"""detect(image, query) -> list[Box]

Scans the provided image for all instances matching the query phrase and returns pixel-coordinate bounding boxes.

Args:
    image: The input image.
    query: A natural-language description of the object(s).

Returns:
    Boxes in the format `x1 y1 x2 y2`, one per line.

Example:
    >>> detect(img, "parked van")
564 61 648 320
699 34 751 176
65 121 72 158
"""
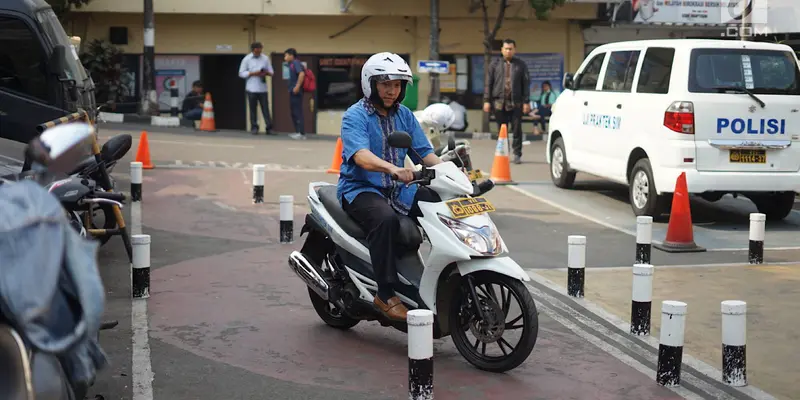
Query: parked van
546 39 800 221
0 0 96 145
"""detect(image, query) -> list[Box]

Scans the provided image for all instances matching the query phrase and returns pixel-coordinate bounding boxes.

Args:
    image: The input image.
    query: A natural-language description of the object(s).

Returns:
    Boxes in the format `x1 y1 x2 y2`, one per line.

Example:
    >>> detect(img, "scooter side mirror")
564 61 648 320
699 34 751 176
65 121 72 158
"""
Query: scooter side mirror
387 131 412 149
447 135 456 152
26 122 94 174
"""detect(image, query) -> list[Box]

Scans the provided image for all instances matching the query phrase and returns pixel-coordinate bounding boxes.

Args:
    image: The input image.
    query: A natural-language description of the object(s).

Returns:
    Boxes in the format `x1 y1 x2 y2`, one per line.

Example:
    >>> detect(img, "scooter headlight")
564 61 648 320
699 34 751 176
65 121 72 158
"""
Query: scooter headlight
438 214 502 256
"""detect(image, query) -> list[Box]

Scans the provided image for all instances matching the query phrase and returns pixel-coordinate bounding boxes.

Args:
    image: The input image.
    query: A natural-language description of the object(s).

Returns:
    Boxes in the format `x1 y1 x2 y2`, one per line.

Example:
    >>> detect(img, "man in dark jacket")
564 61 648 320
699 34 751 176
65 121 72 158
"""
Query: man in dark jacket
483 39 531 164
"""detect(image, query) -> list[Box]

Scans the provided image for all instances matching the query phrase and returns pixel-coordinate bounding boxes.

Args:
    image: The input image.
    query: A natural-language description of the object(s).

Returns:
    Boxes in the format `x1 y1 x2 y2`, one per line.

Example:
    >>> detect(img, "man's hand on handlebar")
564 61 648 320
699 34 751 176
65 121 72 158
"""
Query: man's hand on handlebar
390 166 416 183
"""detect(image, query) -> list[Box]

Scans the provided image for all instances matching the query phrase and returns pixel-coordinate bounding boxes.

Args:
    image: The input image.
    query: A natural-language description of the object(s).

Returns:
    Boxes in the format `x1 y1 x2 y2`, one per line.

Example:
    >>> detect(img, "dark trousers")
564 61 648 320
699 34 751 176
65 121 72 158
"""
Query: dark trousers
342 188 439 298
290 92 304 134
537 105 552 131
494 106 524 157
247 91 272 131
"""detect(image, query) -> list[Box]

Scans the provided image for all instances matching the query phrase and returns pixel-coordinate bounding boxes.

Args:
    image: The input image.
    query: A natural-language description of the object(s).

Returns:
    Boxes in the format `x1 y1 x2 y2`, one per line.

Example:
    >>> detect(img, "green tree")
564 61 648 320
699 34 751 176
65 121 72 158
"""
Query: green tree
471 0 567 131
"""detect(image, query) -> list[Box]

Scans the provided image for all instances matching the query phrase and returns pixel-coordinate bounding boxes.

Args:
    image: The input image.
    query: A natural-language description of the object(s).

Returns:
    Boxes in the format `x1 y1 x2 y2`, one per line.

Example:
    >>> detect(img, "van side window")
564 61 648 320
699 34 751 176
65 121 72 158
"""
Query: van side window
575 53 606 91
637 48 675 94
602 50 640 92
0 16 48 102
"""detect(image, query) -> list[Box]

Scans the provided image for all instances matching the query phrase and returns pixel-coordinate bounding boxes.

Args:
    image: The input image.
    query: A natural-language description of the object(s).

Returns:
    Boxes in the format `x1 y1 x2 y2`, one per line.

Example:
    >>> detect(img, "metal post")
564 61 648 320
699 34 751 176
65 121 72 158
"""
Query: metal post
721 300 747 386
279 195 294 244
567 235 586 297
428 0 440 105
141 0 158 116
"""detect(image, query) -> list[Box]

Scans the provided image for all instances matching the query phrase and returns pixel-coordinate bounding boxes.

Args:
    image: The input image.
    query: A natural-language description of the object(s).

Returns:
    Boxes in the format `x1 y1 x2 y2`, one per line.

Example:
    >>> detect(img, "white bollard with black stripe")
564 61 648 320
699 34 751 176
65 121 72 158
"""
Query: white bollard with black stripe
748 213 765 264
131 234 151 299
252 164 265 204
567 235 586 297
636 216 652 264
656 300 687 386
407 309 434 400
130 161 143 202
170 87 180 116
279 195 294 244
630 263 654 336
721 300 747 387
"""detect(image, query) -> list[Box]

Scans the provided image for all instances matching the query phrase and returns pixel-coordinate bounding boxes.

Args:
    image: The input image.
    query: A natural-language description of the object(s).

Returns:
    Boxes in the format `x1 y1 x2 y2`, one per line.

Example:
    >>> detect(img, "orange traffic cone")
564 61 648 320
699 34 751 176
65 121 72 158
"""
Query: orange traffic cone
198 92 217 132
135 131 154 169
489 124 516 185
653 172 705 253
327 137 343 174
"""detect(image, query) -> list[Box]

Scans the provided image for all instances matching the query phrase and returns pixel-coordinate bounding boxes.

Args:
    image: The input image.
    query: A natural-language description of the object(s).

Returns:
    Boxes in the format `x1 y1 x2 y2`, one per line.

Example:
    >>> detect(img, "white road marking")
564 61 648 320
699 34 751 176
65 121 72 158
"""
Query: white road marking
145 139 255 149
0 154 23 163
526 270 778 400
155 160 327 173
506 185 800 252
130 200 154 400
528 259 800 273
213 201 238 211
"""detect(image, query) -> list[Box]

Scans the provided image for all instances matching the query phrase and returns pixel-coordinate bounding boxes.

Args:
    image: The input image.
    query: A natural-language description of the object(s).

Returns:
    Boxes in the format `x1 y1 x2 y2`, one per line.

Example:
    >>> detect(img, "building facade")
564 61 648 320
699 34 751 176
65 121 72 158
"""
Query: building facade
67 0 598 133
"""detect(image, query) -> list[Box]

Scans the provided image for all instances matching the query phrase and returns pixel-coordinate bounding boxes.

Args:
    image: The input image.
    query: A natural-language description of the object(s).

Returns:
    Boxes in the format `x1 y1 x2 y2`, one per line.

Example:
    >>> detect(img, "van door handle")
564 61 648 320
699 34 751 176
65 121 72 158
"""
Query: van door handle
616 104 622 109
584 101 588 106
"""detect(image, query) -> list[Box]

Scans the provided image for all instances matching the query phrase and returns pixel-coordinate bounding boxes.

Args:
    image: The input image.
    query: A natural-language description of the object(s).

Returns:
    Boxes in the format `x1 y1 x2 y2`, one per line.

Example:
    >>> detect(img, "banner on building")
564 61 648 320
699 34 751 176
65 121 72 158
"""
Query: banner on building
470 53 564 102
609 0 773 27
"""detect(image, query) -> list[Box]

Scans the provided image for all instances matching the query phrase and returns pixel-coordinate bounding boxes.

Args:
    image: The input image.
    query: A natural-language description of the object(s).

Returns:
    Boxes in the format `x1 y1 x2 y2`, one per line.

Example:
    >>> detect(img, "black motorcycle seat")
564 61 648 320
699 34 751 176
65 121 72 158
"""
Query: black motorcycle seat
0 325 32 400
317 185 423 249
69 155 97 175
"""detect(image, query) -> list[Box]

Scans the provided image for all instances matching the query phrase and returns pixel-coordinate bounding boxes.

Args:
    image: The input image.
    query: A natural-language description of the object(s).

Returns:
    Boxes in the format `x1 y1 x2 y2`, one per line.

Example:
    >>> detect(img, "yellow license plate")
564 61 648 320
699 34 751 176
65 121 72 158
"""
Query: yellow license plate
446 197 496 219
729 149 766 164
468 169 483 180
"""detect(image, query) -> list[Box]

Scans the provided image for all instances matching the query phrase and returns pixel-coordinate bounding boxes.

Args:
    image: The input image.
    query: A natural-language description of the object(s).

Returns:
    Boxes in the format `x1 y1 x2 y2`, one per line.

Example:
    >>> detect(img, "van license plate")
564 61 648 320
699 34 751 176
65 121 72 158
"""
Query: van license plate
729 149 766 164
446 197 496 219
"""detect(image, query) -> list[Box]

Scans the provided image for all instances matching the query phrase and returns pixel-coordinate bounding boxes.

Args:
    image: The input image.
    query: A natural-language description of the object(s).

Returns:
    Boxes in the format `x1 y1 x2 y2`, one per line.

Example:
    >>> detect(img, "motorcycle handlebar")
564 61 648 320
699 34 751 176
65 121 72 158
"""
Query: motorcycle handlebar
390 170 424 182
92 191 126 202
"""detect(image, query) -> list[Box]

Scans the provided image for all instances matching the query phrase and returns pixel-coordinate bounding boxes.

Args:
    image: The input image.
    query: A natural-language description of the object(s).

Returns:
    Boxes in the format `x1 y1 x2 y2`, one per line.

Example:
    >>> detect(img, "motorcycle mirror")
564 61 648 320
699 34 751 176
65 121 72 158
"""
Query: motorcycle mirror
387 131 412 149
26 122 94 174
447 135 456 152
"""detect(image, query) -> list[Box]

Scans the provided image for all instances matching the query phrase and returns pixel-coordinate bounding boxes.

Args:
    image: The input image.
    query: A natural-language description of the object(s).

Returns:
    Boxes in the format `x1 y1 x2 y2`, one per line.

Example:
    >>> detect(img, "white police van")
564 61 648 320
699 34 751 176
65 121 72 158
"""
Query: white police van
546 39 800 221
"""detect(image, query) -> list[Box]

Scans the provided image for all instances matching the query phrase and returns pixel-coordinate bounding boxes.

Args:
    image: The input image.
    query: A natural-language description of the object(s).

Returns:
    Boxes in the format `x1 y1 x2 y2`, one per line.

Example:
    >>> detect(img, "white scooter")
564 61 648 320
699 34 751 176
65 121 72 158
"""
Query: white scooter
289 131 538 373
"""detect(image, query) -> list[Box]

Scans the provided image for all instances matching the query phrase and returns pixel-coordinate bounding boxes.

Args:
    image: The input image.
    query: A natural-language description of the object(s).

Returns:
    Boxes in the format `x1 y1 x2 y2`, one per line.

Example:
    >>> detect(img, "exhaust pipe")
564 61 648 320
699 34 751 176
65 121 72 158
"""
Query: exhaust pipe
288 251 330 301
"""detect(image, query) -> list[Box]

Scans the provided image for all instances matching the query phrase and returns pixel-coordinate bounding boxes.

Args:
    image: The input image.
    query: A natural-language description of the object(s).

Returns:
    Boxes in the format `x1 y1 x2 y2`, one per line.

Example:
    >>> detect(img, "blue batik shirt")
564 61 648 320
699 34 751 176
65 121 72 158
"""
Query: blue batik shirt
337 97 434 215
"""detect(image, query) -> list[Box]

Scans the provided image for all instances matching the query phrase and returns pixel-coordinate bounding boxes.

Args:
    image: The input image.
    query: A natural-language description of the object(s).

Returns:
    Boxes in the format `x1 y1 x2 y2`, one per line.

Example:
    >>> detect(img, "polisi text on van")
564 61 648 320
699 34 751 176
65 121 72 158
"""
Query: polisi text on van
716 118 786 135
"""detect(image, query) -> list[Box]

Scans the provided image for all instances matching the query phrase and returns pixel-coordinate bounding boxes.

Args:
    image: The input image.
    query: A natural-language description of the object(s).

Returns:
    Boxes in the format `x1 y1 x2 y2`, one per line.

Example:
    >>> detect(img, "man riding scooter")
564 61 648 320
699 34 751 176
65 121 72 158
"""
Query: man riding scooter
337 52 443 321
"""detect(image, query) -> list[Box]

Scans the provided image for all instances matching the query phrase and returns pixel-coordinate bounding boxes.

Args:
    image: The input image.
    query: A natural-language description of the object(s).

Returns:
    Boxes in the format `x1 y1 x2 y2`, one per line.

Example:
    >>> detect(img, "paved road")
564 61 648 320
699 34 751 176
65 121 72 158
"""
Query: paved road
1 125 791 399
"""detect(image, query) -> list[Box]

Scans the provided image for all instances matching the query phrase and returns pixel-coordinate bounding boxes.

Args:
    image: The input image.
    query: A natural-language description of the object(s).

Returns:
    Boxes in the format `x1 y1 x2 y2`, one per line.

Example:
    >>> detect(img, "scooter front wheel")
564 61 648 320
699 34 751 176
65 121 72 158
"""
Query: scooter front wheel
449 272 539 373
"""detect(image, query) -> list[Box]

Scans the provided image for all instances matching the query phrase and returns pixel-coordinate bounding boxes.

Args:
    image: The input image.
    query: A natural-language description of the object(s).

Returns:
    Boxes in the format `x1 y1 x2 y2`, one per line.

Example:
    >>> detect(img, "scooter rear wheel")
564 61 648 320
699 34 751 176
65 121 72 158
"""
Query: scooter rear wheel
449 272 539 373
307 288 360 330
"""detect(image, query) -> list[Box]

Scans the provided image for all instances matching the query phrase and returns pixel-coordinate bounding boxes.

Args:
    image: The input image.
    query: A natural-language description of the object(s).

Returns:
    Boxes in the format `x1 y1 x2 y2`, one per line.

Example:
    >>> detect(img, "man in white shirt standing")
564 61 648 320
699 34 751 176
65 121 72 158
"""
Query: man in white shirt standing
238 42 274 135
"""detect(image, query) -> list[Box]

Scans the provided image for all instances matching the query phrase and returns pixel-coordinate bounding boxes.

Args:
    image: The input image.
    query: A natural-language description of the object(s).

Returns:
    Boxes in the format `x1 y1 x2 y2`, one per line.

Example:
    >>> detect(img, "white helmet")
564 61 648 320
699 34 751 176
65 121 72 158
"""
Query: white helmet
361 52 413 103
420 103 456 131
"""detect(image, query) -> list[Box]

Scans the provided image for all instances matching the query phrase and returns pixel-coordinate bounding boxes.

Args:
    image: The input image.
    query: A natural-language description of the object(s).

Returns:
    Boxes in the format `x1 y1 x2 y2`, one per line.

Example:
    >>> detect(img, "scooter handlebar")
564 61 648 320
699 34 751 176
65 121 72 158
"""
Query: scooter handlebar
390 170 424 182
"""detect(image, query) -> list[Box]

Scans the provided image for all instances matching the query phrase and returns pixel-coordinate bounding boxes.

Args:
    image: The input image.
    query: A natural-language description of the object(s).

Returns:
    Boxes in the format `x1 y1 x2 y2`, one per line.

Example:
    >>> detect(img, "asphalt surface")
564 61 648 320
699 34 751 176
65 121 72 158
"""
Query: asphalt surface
1 123 794 400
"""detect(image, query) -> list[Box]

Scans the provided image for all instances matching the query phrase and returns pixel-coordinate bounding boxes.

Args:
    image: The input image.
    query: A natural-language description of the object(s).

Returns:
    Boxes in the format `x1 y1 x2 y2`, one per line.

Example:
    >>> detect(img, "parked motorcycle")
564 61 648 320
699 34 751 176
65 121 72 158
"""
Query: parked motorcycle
413 103 493 191
46 175 127 243
289 131 538 373
0 122 109 400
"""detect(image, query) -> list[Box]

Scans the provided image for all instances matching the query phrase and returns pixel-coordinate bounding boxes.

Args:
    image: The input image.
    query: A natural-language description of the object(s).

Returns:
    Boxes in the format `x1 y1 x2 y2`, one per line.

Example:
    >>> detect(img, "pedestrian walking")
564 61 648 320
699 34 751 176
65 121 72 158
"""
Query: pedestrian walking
285 48 307 140
483 38 530 164
239 42 274 135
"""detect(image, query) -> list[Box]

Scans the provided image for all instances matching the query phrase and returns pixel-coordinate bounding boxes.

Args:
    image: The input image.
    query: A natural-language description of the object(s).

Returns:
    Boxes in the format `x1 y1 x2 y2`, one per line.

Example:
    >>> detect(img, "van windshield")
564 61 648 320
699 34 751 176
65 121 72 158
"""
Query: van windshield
689 48 800 95
35 8 89 87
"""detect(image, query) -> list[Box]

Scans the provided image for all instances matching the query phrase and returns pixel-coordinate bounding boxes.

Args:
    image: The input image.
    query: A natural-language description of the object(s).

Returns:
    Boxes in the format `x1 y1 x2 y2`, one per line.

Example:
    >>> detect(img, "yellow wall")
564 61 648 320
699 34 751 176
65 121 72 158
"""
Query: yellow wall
70 12 588 134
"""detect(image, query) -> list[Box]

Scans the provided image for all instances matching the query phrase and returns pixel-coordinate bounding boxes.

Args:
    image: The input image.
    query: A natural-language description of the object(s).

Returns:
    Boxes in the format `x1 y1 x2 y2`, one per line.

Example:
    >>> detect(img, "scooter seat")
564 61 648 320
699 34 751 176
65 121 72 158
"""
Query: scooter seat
0 325 33 400
318 186 367 239
317 186 423 249
69 155 97 175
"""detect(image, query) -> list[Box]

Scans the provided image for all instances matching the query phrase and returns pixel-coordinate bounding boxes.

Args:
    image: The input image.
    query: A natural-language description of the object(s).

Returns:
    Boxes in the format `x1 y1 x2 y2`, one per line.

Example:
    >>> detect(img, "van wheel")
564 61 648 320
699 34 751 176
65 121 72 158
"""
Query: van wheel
629 159 670 217
550 137 576 189
750 192 795 221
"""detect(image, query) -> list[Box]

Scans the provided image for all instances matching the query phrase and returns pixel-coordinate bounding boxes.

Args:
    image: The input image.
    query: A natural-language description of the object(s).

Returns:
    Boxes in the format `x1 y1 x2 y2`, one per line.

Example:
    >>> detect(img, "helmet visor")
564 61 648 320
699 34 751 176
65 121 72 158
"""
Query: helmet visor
373 74 413 85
